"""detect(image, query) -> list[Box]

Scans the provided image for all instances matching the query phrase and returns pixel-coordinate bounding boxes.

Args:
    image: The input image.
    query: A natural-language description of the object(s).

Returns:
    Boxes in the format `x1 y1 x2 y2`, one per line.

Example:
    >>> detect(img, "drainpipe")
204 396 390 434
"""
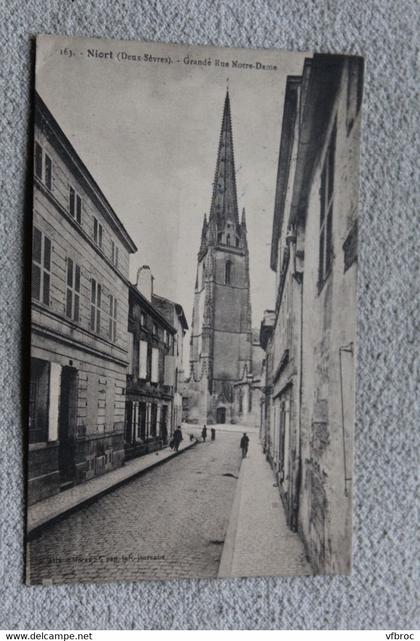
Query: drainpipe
339 343 354 497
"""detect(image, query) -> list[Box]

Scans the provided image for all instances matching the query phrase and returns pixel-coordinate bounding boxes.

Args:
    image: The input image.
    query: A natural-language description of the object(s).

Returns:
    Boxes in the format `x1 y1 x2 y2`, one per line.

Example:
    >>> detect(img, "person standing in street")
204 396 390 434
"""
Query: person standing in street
201 425 207 442
211 427 216 440
240 432 249 458
173 425 183 452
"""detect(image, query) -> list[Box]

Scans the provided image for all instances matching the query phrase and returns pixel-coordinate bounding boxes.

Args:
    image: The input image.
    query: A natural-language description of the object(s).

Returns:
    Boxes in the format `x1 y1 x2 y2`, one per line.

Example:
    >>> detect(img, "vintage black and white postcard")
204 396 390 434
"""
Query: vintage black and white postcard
26 34 363 584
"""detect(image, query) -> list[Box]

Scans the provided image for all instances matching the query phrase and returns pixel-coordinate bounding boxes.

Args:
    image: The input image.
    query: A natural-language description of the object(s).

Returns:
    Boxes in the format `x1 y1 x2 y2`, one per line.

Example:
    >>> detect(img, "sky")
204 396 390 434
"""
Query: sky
36 36 308 371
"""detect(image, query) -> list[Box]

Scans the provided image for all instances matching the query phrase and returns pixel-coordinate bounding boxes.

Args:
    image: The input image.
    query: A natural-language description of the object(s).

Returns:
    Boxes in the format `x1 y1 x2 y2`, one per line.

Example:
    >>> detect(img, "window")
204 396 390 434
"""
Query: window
90 278 102 333
319 124 336 288
248 388 253 412
69 186 82 224
108 294 117 342
147 343 152 380
29 358 50 443
35 142 42 180
140 312 146 326
65 258 80 321
225 260 232 285
34 142 52 190
163 329 167 344
152 322 158 336
226 234 231 246
111 240 119 267
93 217 103 248
32 227 51 305
217 232 223 243
150 404 157 438
138 402 147 440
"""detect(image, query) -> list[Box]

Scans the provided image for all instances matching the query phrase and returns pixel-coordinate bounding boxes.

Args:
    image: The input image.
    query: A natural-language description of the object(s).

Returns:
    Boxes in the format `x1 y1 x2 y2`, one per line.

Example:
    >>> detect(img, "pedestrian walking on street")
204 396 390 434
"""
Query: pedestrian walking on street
173 426 183 452
240 432 249 458
201 425 207 442
211 427 216 441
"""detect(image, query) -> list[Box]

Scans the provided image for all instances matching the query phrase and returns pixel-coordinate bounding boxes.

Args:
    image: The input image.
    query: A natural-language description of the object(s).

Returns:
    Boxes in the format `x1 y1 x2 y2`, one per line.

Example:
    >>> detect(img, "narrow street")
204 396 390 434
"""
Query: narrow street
28 425 311 584
28 428 242 584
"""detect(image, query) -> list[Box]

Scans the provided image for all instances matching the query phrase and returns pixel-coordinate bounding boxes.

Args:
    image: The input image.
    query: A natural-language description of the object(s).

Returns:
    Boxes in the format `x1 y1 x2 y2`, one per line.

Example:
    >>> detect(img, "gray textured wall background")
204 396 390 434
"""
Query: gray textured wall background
0 0 418 630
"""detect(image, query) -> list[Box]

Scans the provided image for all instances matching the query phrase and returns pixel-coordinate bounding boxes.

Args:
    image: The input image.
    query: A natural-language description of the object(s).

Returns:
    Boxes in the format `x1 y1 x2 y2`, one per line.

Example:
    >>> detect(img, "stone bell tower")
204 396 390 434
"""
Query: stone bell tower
189 90 252 424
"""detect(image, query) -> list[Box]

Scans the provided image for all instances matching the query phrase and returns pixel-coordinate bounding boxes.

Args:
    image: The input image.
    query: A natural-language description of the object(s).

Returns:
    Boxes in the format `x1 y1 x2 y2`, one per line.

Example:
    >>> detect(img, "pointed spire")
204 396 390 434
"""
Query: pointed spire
199 213 208 253
241 207 247 227
201 212 208 237
209 90 239 227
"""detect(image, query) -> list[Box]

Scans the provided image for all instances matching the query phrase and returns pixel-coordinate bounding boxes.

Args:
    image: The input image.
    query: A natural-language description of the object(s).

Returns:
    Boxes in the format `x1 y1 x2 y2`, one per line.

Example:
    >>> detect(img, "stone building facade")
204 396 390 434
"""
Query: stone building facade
29 93 137 505
233 329 265 427
151 293 188 432
261 54 363 573
188 91 253 424
124 282 177 460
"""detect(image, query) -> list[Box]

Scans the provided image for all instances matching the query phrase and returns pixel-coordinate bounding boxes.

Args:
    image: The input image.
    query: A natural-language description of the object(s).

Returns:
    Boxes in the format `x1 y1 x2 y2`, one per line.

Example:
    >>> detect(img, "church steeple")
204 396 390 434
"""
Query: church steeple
189 89 253 423
209 90 239 227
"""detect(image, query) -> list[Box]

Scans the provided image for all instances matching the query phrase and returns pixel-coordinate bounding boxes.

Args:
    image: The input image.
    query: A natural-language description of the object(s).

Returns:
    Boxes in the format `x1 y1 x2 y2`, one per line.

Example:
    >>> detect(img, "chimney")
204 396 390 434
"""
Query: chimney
136 265 153 302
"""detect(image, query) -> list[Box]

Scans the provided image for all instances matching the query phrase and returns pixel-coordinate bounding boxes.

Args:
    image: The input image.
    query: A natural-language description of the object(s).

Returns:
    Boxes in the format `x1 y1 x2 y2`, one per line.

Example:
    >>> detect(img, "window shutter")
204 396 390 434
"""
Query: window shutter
139 340 148 379
151 347 159 383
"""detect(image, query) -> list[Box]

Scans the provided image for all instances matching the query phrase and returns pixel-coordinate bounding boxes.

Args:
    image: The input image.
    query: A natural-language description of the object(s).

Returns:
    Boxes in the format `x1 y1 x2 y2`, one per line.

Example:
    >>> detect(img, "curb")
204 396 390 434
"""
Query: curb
217 456 246 578
27 440 198 540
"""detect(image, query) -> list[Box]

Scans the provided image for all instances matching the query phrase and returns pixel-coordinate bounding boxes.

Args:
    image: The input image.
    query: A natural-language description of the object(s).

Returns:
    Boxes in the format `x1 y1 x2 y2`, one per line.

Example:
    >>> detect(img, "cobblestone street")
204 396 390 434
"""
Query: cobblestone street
28 430 242 585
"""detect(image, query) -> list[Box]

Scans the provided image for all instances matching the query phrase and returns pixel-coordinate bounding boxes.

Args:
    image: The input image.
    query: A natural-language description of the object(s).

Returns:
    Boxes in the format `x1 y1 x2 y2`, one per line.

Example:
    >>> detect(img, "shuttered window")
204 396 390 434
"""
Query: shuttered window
108 294 117 342
151 347 159 383
138 339 148 379
69 186 82 224
32 227 51 306
65 258 80 321
93 217 103 248
34 142 52 190
90 278 102 333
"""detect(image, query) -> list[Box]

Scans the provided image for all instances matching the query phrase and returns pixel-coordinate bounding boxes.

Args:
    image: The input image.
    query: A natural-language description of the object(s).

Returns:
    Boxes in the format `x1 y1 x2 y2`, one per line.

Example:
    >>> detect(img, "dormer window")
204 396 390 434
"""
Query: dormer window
226 234 231 246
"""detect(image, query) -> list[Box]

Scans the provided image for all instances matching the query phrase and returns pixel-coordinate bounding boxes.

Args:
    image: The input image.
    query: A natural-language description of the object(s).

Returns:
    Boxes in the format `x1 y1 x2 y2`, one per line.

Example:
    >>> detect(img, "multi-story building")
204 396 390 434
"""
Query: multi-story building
29 93 137 504
233 329 265 427
124 270 177 460
262 54 363 573
151 293 188 432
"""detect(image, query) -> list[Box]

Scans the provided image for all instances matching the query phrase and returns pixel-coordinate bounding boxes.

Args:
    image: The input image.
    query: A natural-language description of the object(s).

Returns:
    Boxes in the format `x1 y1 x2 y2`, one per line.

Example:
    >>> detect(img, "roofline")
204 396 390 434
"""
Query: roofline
270 54 349 270
152 293 189 331
289 54 347 227
270 74 302 271
129 285 176 334
35 92 138 254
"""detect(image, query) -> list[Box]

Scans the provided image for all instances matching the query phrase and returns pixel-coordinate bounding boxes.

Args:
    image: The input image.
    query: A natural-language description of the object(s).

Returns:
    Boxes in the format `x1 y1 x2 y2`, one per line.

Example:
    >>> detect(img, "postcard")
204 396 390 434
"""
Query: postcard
26 34 363 584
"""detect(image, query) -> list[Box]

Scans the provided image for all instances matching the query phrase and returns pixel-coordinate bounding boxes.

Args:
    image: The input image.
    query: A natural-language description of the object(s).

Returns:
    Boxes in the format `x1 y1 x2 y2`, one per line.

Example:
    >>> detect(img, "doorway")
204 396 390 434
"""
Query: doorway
216 407 226 424
161 404 168 443
58 366 78 488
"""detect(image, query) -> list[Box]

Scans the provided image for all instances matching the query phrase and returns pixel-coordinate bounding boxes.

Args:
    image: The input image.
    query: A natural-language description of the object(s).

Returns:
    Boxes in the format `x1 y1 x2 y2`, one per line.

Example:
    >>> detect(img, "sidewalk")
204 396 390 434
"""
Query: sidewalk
218 438 312 578
27 439 196 537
